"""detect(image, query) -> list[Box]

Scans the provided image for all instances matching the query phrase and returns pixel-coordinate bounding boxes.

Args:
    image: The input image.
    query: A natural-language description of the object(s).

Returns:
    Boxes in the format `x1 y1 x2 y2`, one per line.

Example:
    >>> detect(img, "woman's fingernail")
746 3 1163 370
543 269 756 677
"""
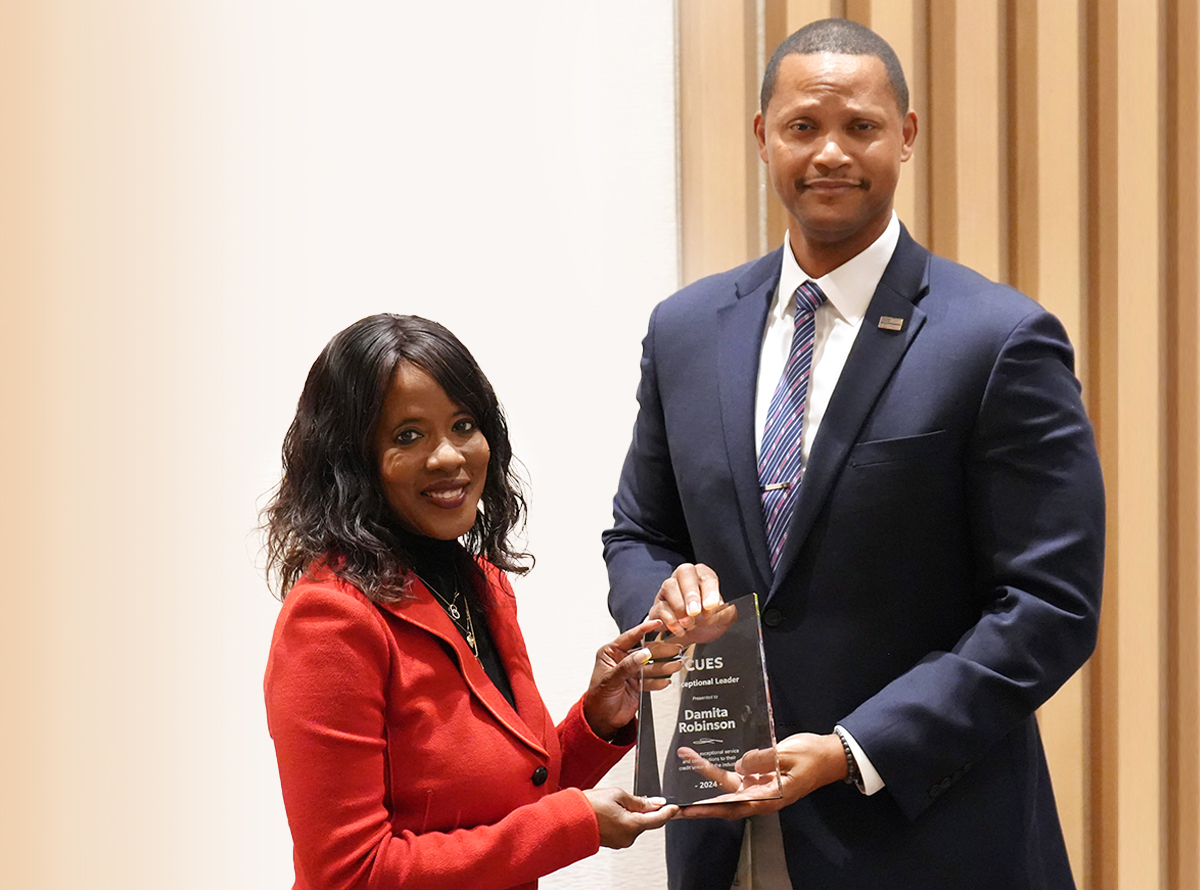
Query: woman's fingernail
634 648 652 664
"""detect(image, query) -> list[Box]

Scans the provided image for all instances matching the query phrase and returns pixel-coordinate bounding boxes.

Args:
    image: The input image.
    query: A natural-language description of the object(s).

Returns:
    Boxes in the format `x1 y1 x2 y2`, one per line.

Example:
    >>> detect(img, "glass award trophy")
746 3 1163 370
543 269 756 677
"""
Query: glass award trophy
634 593 781 805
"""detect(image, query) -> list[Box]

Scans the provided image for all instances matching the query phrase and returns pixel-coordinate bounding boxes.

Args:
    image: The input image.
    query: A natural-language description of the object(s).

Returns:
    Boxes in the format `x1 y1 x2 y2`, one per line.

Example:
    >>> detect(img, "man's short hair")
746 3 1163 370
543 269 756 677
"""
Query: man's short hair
760 18 909 116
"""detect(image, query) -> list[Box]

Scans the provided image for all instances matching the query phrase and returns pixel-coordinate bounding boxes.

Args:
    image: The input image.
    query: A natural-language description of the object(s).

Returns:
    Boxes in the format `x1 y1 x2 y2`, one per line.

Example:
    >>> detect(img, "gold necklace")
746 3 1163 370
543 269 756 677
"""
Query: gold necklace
417 571 479 658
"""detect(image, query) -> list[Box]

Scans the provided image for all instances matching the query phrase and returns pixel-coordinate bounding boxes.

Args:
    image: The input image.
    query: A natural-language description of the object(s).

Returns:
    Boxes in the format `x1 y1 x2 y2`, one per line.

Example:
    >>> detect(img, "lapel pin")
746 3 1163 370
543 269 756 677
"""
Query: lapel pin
878 316 905 332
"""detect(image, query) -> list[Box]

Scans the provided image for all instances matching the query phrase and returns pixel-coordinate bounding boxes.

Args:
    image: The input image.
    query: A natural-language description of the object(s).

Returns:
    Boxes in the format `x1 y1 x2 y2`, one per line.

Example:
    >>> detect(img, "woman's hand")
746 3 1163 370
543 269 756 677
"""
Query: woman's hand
583 618 681 740
583 788 679 848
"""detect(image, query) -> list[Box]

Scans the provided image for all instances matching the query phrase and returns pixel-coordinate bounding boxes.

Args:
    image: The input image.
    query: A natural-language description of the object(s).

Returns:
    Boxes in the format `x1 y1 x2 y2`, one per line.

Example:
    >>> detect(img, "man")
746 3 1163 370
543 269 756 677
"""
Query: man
604 18 1103 890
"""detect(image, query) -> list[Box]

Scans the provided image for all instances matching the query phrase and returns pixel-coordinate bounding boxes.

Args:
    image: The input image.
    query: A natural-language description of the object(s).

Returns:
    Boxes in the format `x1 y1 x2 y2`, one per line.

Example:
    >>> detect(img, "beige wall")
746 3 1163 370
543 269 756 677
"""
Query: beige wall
677 2 1200 888
0 3 678 889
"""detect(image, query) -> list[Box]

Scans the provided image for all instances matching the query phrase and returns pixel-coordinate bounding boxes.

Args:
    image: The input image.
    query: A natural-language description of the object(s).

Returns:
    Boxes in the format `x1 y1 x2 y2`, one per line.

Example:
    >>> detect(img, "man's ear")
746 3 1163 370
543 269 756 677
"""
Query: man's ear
753 112 769 163
901 109 918 162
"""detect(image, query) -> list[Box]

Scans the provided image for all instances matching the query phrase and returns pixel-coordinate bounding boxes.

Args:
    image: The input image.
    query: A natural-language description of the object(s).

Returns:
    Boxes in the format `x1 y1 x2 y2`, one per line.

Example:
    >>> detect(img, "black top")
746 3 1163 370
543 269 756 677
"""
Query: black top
396 528 517 711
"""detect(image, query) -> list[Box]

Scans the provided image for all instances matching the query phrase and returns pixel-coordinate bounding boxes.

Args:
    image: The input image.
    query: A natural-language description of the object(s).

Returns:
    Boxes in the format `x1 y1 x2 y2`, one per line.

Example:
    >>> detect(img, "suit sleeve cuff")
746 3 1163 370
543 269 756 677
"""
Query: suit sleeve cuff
834 724 885 795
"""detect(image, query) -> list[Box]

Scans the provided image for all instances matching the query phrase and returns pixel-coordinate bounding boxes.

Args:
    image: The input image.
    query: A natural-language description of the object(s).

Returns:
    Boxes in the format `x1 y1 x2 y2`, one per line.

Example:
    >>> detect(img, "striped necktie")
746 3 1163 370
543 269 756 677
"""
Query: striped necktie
759 280 826 567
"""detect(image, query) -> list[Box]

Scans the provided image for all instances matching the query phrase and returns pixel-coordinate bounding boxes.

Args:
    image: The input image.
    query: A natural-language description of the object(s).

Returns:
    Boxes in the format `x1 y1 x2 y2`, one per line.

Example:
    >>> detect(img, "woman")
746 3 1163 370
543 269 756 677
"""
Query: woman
263 314 677 890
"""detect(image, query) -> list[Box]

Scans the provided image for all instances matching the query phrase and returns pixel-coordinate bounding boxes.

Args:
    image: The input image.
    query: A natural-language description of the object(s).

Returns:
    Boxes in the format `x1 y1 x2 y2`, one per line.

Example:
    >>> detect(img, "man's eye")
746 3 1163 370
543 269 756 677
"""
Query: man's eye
793 122 812 131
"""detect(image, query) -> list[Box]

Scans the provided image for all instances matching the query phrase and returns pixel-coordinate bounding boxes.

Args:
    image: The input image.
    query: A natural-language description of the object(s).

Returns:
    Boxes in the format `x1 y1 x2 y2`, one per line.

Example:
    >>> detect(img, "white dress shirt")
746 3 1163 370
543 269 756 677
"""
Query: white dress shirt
754 212 900 473
735 216 901 890
752 212 900 797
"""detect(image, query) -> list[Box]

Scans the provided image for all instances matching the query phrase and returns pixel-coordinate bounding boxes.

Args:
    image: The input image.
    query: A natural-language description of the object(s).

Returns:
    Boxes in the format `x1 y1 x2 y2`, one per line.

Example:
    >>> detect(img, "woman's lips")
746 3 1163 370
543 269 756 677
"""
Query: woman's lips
421 481 470 509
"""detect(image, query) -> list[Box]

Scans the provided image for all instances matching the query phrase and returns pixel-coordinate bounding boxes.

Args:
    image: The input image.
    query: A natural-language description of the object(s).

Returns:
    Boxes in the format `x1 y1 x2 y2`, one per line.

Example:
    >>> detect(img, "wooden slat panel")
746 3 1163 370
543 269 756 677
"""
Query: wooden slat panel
1169 1 1200 887
1007 0 1039 300
1113 0 1166 884
1012 3 1092 881
1089 0 1168 887
862 0 930 246
1033 0 1087 370
952 0 1007 280
927 0 958 258
928 0 1008 275
787 0 845 30
1087 1 1121 886
679 0 760 283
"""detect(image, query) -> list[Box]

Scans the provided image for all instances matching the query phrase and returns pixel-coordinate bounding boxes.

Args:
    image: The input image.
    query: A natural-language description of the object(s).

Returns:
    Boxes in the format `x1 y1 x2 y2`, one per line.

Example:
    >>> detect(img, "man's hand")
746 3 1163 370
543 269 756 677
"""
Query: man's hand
648 563 735 645
675 732 848 820
675 746 783 804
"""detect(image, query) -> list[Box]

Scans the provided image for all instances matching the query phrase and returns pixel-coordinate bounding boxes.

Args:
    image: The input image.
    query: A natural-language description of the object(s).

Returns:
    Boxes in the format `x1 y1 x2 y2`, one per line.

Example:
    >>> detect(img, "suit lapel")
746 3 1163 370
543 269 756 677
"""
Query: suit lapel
717 249 784 595
380 574 549 758
769 229 932 596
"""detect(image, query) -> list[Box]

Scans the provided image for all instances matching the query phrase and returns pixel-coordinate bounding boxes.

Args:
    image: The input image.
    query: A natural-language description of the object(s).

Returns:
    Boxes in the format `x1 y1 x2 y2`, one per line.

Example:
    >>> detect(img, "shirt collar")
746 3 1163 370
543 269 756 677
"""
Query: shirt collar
776 212 901 323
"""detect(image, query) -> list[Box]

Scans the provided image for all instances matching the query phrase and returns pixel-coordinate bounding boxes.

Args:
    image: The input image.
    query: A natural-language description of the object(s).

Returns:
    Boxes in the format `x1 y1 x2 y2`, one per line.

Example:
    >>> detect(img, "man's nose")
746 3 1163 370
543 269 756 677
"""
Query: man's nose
813 135 850 169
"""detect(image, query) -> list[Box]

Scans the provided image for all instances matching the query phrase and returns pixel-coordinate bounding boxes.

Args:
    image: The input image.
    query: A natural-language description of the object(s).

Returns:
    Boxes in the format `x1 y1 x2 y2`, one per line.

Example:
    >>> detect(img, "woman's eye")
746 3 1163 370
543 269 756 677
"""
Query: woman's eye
453 418 478 435
395 429 422 445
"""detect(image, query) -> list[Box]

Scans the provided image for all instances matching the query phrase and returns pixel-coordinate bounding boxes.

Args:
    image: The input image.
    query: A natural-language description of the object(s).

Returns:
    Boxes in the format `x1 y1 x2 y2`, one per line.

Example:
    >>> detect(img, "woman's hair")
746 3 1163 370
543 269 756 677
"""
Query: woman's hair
262 313 531 601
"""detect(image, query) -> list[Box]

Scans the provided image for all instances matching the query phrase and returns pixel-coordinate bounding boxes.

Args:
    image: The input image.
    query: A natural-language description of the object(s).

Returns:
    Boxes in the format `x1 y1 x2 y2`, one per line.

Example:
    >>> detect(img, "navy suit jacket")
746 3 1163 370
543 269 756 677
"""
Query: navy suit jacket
604 228 1104 889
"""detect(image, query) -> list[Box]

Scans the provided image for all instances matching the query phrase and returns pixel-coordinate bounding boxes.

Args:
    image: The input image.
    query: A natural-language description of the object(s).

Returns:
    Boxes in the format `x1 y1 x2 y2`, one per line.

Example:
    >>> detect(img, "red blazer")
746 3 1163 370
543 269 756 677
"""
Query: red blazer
265 561 631 890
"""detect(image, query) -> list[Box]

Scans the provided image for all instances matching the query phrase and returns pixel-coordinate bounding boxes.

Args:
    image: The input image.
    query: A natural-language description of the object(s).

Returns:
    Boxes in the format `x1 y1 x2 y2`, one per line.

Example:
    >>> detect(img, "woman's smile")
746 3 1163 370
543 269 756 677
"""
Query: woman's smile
422 479 471 508
374 362 490 540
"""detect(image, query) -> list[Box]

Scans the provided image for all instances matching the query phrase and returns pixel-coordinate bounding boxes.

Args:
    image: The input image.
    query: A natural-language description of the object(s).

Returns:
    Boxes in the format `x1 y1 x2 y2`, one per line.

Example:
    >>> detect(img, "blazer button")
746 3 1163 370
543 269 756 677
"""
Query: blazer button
762 608 783 628
531 766 549 786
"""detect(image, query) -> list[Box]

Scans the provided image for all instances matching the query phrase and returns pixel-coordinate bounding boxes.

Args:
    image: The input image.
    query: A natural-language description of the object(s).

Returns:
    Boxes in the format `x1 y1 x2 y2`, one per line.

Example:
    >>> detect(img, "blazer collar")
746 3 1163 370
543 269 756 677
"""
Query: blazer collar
378 570 550 757
768 226 932 596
